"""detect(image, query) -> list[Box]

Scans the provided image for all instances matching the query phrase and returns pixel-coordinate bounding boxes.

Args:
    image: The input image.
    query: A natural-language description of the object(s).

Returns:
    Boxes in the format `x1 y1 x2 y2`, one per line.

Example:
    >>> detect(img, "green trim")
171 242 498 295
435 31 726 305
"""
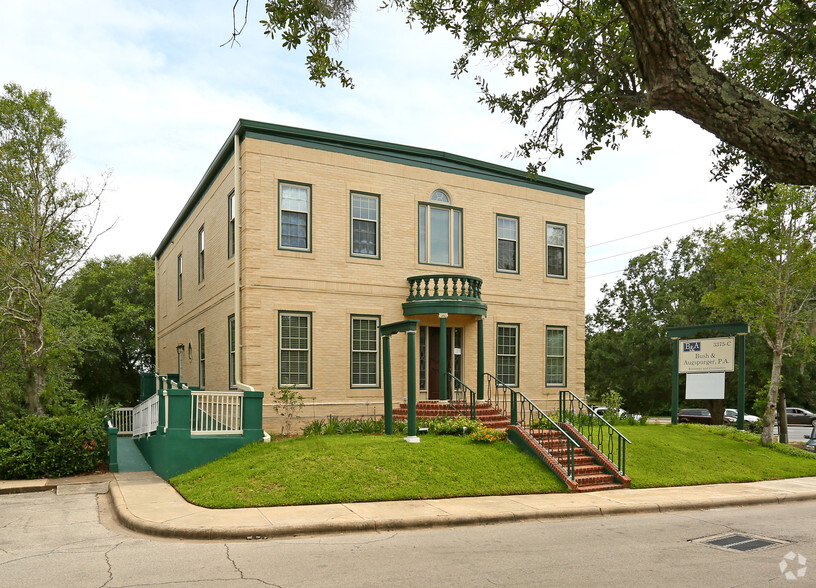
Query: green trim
379 320 419 337
496 323 520 388
402 299 487 317
417 201 464 268
349 191 381 260
350 314 381 389
154 120 592 260
496 214 520 274
227 314 236 390
278 180 312 253
278 310 313 389
545 222 568 280
545 325 567 387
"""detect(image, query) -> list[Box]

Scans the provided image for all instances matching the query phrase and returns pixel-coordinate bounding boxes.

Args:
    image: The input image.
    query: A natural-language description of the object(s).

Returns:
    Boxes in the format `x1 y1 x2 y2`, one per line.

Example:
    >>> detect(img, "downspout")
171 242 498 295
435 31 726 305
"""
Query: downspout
233 133 256 393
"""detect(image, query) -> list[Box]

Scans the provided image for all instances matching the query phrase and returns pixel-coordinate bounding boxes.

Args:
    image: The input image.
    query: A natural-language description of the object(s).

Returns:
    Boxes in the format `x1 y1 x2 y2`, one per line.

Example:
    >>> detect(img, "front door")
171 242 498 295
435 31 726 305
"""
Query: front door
421 326 462 400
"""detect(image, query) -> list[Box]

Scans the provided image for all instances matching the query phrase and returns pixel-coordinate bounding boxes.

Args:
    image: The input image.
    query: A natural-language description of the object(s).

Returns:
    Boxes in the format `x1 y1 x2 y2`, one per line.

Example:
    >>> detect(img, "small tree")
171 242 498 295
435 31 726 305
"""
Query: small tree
704 186 816 444
270 386 304 436
0 83 108 415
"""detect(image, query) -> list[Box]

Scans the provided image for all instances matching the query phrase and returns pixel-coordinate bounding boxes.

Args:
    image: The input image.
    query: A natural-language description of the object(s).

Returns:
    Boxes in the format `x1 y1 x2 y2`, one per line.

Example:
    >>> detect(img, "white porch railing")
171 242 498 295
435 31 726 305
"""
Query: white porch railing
111 408 134 435
133 393 160 437
191 391 244 435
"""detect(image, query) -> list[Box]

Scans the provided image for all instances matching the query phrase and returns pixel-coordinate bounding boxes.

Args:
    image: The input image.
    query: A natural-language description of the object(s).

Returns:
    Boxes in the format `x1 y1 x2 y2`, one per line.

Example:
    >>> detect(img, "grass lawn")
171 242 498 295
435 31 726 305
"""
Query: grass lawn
171 434 567 508
170 425 816 509
619 424 816 488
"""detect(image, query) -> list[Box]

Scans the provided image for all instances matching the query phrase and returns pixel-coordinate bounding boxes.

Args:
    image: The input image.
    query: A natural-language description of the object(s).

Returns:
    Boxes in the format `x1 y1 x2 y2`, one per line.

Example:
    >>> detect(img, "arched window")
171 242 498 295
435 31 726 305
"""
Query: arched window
430 189 450 204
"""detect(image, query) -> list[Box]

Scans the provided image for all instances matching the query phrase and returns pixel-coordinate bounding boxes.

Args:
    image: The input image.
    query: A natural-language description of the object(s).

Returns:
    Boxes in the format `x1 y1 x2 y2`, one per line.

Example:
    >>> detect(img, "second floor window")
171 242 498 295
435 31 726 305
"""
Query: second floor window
198 225 205 283
280 182 310 251
546 223 567 278
418 191 461 266
497 215 519 273
351 193 378 257
227 191 235 258
177 254 183 300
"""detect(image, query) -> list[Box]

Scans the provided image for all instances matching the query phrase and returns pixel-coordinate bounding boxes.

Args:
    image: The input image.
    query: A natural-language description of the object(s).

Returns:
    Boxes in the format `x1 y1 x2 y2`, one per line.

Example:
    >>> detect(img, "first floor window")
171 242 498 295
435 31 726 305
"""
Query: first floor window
351 316 379 386
351 193 378 257
177 345 184 379
546 223 567 278
198 329 206 389
280 312 311 387
228 315 236 388
497 215 518 272
496 324 519 387
280 182 310 250
546 326 566 386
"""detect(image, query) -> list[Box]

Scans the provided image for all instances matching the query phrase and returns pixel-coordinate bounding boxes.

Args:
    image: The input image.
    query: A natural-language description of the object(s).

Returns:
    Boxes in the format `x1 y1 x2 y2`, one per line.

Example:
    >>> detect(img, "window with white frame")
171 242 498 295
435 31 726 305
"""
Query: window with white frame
351 193 378 257
418 190 461 266
198 225 205 283
546 223 567 278
198 328 206 389
496 324 519 387
228 315 236 389
279 312 311 387
497 215 519 273
227 191 235 259
279 182 310 251
546 326 566 386
351 316 379 386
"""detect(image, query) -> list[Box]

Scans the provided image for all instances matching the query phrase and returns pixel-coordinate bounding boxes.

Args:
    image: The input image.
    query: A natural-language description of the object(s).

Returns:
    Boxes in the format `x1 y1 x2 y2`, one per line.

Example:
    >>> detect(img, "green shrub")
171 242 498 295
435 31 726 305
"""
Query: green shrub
0 413 108 479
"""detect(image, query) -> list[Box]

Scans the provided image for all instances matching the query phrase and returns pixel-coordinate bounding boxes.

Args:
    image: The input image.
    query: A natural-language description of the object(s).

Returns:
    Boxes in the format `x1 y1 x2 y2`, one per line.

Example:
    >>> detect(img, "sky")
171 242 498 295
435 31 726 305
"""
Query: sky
1 1 735 312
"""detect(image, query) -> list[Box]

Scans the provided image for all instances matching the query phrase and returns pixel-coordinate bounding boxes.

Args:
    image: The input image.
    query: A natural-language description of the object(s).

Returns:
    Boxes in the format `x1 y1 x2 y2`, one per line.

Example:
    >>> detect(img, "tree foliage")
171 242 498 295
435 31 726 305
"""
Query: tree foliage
252 0 816 190
704 185 816 443
0 82 108 415
63 254 155 405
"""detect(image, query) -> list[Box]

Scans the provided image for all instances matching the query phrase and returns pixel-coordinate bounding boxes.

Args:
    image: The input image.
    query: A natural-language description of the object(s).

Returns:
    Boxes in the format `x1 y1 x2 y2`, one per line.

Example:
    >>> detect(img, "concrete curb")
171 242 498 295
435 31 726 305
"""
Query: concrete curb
104 476 816 541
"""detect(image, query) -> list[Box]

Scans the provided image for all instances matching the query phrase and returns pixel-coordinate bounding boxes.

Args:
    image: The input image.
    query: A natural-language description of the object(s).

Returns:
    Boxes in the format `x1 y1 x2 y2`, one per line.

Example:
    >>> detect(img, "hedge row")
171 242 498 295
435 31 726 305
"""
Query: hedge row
0 414 108 479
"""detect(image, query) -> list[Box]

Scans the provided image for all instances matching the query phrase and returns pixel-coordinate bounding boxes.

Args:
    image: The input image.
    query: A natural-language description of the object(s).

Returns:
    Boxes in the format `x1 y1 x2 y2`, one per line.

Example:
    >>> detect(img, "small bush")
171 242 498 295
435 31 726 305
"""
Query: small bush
0 413 107 479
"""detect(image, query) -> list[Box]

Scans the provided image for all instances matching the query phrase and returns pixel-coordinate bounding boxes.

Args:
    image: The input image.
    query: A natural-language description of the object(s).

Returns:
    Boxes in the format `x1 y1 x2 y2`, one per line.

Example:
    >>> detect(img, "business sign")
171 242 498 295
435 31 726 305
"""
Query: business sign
678 337 735 373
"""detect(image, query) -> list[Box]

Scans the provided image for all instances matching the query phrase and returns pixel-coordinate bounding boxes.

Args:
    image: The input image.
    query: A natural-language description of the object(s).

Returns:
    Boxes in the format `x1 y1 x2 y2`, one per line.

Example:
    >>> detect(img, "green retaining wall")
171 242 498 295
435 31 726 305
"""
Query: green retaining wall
131 383 265 480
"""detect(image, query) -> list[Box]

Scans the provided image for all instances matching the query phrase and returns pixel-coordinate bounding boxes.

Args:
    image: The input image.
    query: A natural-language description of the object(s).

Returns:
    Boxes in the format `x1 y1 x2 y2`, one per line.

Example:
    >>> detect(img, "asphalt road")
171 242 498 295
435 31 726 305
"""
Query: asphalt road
1 484 814 587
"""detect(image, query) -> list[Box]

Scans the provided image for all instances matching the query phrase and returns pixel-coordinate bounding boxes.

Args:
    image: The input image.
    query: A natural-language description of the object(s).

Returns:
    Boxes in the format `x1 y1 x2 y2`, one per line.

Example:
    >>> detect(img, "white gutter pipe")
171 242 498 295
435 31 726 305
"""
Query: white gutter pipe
233 133 255 393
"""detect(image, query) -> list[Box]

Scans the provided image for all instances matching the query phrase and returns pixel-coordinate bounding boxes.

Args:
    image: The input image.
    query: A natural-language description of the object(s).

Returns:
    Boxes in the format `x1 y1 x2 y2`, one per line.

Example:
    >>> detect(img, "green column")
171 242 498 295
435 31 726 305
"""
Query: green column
382 335 393 435
439 314 447 401
737 333 746 431
406 329 418 441
671 338 679 425
477 317 484 401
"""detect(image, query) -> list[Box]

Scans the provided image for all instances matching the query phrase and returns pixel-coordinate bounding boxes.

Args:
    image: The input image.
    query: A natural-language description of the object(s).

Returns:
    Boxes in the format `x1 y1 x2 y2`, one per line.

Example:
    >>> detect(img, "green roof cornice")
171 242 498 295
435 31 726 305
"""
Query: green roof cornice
154 119 593 259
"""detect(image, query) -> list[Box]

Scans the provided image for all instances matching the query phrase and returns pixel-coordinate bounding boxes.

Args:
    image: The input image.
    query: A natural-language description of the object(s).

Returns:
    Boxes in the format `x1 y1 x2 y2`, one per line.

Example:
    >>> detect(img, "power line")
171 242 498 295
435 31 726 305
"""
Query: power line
587 207 737 249
587 245 654 264
587 268 627 280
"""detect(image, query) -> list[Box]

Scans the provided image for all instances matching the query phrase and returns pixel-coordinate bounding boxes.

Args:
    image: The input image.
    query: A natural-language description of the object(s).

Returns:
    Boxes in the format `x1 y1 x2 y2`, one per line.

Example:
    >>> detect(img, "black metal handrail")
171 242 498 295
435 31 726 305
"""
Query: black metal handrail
559 390 631 475
447 373 476 419
483 373 513 419
513 387 579 480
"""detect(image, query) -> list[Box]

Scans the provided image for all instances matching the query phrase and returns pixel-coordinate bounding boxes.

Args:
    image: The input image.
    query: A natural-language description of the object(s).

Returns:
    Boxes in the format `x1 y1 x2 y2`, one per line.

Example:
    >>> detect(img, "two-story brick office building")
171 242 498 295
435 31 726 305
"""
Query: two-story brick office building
154 120 592 432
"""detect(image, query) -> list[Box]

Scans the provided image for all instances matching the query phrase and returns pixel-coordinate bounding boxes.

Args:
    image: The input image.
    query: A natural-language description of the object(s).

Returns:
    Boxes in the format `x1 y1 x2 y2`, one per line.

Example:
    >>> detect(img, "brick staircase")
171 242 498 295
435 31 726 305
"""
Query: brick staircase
532 429 626 492
392 400 511 429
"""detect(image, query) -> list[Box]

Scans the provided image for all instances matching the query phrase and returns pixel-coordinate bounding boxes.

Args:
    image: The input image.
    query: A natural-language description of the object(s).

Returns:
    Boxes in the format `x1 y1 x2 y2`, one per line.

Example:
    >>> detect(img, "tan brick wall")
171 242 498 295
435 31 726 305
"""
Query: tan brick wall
156 134 586 432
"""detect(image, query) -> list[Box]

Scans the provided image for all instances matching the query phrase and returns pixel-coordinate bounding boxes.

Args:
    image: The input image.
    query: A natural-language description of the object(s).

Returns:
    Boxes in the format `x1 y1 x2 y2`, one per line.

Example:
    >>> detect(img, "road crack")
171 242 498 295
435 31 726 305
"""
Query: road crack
225 544 280 587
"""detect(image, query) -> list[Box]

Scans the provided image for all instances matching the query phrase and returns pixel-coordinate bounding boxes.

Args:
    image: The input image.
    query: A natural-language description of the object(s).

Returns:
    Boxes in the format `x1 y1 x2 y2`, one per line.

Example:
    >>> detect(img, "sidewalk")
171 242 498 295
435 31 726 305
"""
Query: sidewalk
5 472 816 540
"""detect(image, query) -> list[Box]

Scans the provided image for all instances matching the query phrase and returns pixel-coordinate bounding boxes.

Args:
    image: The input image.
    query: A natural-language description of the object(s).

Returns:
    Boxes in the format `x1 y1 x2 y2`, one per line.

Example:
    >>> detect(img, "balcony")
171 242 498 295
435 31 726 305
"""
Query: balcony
402 274 487 317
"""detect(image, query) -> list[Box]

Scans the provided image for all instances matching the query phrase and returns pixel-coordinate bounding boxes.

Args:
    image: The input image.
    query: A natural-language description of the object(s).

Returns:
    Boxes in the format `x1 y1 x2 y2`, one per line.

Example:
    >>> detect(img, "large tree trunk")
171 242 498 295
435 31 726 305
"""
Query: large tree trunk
21 321 46 417
618 0 816 185
761 348 784 445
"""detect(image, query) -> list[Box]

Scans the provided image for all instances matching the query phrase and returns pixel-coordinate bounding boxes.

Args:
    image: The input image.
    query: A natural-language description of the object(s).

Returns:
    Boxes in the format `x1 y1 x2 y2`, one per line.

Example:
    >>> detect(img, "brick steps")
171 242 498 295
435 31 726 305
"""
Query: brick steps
392 401 511 430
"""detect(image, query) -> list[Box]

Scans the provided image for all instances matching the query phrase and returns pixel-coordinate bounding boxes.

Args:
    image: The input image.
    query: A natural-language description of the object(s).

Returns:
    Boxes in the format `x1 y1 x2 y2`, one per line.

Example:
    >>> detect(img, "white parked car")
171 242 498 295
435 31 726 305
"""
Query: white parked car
592 406 642 421
725 408 759 423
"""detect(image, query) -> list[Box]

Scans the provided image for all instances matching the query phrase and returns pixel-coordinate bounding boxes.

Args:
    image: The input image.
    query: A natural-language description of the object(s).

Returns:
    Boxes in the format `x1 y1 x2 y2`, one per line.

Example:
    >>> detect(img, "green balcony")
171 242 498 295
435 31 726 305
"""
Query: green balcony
402 274 487 317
